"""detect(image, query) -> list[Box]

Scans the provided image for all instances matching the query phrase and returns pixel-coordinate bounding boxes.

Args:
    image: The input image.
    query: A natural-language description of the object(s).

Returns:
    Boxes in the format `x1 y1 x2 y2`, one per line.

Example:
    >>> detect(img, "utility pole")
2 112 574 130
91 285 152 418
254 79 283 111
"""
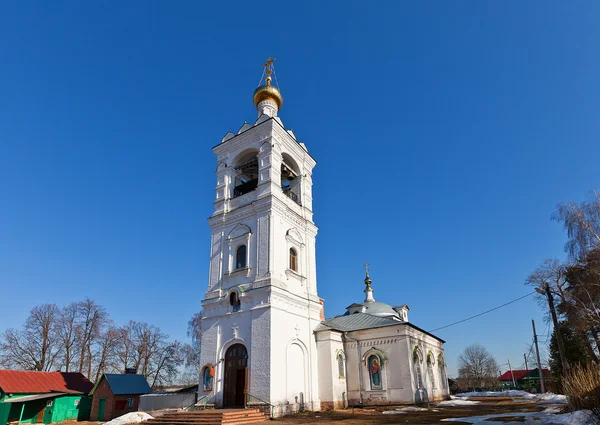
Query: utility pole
532 319 545 393
508 359 516 388
524 353 529 372
536 283 569 372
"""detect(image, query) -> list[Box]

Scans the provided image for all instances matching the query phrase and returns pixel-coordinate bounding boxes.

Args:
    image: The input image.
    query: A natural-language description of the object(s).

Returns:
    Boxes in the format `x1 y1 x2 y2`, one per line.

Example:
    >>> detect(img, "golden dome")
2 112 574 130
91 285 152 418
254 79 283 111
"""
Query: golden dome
253 76 283 110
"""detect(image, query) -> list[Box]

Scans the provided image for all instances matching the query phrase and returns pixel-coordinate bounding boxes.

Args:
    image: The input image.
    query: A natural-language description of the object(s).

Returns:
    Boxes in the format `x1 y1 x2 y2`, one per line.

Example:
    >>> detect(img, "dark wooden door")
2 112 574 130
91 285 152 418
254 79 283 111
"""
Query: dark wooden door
223 344 248 408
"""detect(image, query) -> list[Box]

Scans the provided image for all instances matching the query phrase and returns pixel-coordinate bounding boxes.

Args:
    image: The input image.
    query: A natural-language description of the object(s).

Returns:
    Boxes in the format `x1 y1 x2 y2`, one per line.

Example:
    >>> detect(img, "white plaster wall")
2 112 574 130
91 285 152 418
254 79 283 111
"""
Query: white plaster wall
270 288 322 416
315 330 346 409
334 324 448 406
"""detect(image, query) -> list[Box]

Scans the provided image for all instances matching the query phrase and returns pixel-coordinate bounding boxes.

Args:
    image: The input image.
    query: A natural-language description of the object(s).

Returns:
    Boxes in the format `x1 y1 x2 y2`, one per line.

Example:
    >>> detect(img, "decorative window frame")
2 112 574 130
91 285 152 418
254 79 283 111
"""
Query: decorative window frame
413 346 424 389
227 224 252 277
201 364 215 393
362 347 387 391
335 349 346 379
427 350 436 389
285 228 306 282
438 353 448 390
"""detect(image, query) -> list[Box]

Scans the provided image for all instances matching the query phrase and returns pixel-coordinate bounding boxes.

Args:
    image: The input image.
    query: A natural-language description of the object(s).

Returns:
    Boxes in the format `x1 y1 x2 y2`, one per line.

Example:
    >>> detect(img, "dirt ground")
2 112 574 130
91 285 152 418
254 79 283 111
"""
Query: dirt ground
272 397 557 424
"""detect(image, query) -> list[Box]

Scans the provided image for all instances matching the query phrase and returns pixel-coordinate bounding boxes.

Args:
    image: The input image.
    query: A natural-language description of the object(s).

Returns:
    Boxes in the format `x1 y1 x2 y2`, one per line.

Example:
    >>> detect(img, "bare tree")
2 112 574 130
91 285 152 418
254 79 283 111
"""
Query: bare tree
115 322 136 373
56 302 80 372
553 190 600 260
0 304 60 371
93 326 121 383
76 299 108 377
183 312 202 378
457 344 499 389
0 299 186 385
148 341 184 388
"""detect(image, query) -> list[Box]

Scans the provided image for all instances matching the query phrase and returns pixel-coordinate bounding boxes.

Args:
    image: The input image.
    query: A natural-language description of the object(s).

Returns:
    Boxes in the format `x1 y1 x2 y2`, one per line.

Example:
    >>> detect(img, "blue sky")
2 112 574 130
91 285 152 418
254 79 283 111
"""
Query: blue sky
1 2 599 377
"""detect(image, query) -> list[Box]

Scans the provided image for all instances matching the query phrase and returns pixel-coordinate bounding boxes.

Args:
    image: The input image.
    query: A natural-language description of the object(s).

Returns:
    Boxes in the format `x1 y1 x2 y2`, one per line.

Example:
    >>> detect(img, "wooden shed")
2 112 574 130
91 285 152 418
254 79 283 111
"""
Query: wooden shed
0 370 93 425
90 374 151 421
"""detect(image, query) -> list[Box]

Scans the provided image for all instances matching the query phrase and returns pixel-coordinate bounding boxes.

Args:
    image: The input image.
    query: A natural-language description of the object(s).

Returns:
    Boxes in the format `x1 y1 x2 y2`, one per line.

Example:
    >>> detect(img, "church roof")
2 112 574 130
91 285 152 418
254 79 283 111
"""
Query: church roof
316 313 401 332
345 301 401 318
315 315 446 343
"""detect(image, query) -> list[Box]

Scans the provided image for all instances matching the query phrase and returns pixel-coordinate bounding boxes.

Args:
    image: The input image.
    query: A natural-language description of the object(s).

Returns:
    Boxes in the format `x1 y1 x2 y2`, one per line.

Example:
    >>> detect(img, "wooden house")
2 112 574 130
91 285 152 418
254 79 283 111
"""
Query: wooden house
0 370 93 424
90 374 151 421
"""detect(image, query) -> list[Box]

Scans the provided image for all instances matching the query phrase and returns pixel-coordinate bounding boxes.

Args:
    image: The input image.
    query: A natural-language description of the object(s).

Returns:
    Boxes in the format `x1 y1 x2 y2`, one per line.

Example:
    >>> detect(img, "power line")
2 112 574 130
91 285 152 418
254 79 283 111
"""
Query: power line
429 291 536 332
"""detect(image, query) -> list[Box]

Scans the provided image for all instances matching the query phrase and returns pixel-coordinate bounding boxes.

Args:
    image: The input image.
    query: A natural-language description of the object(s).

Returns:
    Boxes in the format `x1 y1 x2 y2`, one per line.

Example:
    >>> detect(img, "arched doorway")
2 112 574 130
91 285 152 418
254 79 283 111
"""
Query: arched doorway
223 344 248 408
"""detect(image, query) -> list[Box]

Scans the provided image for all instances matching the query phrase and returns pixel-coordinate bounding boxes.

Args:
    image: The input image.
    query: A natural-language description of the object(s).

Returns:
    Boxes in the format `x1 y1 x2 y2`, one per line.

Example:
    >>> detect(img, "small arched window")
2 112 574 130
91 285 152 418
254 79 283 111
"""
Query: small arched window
337 353 345 378
414 347 424 388
289 248 298 272
438 355 448 390
236 245 247 269
229 292 241 312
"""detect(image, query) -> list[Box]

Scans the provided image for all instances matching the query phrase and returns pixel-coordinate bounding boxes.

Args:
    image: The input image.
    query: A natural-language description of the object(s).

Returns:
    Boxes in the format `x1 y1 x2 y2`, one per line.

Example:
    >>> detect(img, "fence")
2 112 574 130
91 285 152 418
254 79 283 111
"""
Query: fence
139 392 197 411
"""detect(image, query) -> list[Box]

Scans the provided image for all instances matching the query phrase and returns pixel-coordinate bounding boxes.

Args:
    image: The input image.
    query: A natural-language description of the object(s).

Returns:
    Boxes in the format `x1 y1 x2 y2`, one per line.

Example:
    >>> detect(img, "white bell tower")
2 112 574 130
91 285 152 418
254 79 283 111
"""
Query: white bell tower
199 58 322 415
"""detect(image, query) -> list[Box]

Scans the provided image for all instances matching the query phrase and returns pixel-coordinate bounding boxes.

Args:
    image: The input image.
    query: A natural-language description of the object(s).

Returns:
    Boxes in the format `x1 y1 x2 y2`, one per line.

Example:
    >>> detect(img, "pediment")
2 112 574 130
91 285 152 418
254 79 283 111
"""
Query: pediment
286 228 304 245
228 223 252 240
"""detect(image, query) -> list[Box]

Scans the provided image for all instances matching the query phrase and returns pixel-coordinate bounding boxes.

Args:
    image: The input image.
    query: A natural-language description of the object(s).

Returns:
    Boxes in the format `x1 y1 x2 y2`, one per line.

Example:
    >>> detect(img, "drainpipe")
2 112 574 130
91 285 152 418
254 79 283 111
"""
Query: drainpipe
343 332 363 405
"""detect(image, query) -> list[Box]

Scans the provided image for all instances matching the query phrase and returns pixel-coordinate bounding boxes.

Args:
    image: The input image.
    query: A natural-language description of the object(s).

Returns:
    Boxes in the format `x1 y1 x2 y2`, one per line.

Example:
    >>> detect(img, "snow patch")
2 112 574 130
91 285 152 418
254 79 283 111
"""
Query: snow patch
454 391 567 404
536 393 567 404
441 409 597 425
456 390 536 399
103 412 153 425
437 399 481 406
383 406 431 414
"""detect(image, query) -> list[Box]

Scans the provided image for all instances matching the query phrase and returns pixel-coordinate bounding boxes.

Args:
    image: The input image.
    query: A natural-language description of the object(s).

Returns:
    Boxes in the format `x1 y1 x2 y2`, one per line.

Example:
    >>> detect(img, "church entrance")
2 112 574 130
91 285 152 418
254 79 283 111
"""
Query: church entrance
223 344 248 408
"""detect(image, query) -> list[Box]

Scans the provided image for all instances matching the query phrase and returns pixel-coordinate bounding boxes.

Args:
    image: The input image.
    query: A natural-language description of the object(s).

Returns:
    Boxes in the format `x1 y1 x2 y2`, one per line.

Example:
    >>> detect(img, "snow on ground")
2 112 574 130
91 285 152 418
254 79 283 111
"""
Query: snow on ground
454 390 567 404
103 412 154 425
441 409 597 425
536 393 568 404
437 399 481 406
456 390 536 399
383 406 435 414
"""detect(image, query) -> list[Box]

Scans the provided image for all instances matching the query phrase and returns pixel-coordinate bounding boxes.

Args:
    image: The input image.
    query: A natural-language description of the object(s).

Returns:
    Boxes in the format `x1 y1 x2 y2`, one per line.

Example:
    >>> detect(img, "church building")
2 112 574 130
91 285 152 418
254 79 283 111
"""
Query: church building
198 59 449 417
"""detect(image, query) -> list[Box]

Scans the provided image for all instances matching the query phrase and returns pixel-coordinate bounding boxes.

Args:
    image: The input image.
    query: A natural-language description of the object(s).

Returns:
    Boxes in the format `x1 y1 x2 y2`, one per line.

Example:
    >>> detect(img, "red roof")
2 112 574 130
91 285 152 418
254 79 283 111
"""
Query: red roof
0 370 93 395
498 369 550 381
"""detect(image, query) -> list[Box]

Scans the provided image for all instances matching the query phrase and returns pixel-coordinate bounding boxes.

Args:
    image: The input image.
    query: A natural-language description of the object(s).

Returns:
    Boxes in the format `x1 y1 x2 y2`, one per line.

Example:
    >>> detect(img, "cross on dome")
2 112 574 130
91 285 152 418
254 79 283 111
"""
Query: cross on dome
253 57 283 116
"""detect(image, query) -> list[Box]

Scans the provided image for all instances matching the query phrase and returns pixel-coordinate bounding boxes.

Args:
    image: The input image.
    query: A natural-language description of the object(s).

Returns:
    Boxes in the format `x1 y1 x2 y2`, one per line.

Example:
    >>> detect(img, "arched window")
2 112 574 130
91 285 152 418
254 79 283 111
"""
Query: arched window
229 292 241 312
428 362 436 389
289 248 298 272
337 353 345 378
438 354 448 390
427 351 436 389
236 245 247 269
368 355 382 390
414 347 424 388
233 152 258 198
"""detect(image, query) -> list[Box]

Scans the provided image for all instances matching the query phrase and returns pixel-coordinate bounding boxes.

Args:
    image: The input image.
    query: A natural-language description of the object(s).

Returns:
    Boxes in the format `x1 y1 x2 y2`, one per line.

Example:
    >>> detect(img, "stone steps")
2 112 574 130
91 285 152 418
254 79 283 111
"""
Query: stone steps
144 409 268 425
